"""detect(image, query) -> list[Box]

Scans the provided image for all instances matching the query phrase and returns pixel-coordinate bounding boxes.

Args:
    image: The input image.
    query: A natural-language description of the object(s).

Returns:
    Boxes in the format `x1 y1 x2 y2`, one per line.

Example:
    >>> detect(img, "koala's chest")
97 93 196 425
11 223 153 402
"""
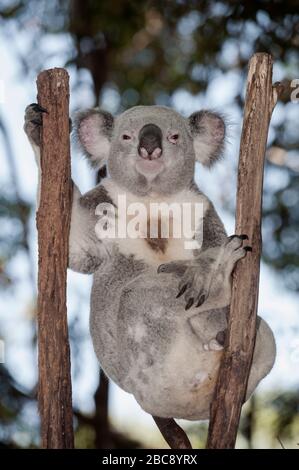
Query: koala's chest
117 215 194 266
103 186 208 267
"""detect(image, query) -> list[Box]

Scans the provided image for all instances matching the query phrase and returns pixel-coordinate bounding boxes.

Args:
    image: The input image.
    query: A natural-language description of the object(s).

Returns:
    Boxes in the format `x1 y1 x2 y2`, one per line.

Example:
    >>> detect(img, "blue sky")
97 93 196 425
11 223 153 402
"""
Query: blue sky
0 29 298 442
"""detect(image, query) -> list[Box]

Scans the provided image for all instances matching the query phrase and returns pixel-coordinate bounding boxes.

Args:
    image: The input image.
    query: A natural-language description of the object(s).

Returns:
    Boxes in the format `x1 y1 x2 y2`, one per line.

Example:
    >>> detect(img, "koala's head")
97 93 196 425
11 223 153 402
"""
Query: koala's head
74 105 225 196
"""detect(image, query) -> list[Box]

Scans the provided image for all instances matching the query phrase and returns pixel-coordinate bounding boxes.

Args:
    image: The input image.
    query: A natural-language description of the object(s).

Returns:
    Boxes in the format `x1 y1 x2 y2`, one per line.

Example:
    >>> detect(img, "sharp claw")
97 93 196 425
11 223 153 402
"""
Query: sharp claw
185 298 194 310
196 294 206 307
31 103 48 113
228 234 248 241
244 246 252 252
176 284 187 298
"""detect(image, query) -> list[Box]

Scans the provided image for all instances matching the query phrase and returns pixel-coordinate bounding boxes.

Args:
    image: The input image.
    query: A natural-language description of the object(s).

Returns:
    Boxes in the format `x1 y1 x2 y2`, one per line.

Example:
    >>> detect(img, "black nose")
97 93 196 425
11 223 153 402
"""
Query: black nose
138 123 162 159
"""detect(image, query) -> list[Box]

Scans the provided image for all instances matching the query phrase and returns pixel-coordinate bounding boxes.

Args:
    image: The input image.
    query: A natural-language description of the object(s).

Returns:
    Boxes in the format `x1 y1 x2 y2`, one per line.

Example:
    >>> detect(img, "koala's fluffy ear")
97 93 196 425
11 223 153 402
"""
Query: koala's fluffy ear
188 110 226 167
73 108 114 168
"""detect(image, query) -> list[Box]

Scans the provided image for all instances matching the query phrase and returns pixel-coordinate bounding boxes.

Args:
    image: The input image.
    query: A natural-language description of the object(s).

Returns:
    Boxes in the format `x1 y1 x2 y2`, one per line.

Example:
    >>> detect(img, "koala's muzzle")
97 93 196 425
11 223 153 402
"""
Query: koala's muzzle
138 124 162 160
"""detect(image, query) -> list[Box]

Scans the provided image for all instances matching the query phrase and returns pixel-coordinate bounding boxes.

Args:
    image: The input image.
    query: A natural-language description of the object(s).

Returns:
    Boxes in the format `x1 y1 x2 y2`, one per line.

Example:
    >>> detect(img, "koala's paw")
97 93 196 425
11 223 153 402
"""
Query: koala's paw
23 103 48 146
157 260 210 310
222 234 252 269
158 234 252 311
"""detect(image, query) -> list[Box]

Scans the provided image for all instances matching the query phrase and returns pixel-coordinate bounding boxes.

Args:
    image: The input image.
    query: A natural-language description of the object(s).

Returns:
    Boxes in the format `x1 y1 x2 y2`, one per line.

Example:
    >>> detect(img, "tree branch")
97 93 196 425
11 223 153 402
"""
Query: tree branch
36 68 74 448
206 53 281 449
153 417 192 449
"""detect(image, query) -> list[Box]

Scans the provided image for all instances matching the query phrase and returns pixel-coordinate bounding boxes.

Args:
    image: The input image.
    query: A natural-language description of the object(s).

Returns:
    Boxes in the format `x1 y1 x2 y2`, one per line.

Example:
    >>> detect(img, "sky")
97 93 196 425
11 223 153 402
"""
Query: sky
0 28 298 442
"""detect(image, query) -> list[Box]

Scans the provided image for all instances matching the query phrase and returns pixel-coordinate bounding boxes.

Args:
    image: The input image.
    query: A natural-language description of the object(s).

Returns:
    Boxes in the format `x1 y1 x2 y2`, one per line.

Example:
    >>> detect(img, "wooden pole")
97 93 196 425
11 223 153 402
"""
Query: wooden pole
36 68 74 448
206 53 282 449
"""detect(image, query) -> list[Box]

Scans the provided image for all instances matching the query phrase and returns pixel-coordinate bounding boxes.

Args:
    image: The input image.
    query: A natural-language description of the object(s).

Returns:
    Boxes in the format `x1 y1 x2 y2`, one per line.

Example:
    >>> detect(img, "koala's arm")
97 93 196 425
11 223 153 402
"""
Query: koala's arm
68 185 112 274
199 202 228 251
159 200 251 311
24 103 110 274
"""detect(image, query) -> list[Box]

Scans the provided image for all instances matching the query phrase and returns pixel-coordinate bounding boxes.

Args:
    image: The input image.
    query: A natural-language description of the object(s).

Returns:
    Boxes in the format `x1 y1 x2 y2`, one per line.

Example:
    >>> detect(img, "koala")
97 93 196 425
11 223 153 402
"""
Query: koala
24 103 276 423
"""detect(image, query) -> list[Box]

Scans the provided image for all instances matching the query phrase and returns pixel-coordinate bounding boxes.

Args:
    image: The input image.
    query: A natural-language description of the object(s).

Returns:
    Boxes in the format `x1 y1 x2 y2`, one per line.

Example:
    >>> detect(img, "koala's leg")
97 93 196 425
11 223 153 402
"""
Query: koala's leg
200 316 276 395
158 234 251 312
188 307 228 352
68 185 109 273
158 235 251 351
189 312 276 397
24 103 106 274
246 317 276 398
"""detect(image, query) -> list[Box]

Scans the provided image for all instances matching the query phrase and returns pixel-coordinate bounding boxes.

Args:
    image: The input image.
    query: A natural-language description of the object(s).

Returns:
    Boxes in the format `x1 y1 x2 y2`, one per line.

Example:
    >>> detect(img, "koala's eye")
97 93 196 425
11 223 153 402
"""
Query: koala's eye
122 134 132 140
168 133 179 144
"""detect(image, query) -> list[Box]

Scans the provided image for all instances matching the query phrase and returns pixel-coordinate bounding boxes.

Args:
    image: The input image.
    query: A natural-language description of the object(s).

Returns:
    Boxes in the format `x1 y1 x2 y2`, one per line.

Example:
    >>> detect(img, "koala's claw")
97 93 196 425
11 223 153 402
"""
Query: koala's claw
227 233 248 243
196 294 206 307
185 298 194 310
159 260 210 310
244 246 252 252
176 284 188 298
159 234 251 313
30 103 48 113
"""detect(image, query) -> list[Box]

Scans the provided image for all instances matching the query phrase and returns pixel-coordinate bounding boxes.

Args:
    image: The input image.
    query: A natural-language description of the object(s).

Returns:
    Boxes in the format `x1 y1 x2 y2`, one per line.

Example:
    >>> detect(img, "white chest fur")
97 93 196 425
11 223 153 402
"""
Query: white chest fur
100 179 209 266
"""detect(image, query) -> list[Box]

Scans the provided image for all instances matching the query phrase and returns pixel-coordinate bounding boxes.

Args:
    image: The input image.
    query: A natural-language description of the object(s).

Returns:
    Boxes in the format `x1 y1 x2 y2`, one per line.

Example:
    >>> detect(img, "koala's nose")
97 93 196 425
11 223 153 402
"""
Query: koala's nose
138 123 162 160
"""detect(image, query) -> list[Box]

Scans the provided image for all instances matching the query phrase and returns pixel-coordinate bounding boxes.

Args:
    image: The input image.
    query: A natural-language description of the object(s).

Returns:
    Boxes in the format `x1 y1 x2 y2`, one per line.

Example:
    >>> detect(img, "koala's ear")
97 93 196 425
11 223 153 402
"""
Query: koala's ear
73 108 114 168
188 110 225 167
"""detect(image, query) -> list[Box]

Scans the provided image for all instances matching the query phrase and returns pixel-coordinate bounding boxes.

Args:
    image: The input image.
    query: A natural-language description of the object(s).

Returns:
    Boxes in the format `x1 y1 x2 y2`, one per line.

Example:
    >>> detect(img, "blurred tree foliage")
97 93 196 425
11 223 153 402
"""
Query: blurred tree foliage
1 0 299 286
0 0 298 448
0 365 36 448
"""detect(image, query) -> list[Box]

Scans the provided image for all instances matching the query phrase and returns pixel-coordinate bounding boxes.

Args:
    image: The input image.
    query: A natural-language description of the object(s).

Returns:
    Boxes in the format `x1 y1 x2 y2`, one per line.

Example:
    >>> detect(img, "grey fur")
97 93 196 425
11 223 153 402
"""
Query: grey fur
23 103 44 146
79 184 115 211
24 103 276 421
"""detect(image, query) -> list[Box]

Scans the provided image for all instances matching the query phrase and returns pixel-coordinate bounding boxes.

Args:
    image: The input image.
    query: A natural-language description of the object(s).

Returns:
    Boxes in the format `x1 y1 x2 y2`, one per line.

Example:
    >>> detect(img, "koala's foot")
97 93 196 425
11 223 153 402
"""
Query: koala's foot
24 103 48 146
158 255 216 309
203 316 262 352
158 234 251 311
202 329 226 351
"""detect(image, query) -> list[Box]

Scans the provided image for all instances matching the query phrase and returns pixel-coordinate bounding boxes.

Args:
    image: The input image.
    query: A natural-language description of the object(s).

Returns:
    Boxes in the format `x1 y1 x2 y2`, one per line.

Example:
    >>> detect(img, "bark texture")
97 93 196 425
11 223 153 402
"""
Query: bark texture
206 53 282 449
153 417 192 449
36 68 74 448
